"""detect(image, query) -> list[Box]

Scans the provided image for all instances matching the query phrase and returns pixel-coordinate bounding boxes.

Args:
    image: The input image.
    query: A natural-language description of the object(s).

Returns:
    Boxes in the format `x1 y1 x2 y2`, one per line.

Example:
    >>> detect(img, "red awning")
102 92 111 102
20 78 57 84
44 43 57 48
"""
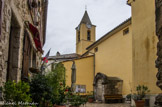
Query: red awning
28 23 43 53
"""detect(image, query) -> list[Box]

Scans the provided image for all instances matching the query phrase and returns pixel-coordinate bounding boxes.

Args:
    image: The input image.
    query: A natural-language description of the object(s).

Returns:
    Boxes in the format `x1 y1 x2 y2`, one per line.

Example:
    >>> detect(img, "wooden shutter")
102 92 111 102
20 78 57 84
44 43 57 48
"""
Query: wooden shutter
22 31 31 79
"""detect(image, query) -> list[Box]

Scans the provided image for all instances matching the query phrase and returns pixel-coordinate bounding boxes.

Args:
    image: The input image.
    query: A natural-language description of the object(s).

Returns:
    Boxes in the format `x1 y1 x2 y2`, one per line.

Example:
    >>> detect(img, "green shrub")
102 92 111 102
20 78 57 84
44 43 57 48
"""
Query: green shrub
29 73 52 106
46 62 66 105
67 93 87 106
2 80 31 105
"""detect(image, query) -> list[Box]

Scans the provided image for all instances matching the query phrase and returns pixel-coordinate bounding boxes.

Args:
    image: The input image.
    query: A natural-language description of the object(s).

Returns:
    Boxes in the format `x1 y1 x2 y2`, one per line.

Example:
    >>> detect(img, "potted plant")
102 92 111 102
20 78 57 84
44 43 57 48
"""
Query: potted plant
133 85 150 107
87 91 94 103
126 94 131 101
68 93 87 107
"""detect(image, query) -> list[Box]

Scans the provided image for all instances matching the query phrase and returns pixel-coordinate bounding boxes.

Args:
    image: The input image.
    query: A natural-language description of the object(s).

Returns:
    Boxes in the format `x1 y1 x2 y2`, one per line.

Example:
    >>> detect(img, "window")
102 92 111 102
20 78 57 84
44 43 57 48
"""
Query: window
87 30 91 41
75 85 86 93
94 47 98 52
78 31 80 42
123 28 129 35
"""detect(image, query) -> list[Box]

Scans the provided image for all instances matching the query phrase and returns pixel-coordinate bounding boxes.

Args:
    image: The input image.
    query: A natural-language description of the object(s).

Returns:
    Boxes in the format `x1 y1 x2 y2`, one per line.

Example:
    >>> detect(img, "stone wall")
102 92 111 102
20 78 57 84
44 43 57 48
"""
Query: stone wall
0 0 45 87
155 0 162 106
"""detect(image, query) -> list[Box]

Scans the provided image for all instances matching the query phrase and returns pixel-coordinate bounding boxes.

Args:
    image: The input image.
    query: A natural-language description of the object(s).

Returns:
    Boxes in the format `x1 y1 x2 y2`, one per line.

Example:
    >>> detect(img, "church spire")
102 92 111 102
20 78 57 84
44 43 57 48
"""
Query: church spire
80 10 92 25
76 10 96 55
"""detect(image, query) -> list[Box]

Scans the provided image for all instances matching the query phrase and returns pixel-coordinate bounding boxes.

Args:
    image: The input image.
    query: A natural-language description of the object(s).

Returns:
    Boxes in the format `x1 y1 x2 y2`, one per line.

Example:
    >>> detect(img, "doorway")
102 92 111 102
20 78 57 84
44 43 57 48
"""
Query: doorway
7 13 21 81
22 30 32 81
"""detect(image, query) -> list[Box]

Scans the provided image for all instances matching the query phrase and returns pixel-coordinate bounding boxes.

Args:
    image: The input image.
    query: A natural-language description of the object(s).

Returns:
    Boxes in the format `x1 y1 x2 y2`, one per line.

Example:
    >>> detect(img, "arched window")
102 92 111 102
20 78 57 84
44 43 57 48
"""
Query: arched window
87 30 91 41
78 31 80 42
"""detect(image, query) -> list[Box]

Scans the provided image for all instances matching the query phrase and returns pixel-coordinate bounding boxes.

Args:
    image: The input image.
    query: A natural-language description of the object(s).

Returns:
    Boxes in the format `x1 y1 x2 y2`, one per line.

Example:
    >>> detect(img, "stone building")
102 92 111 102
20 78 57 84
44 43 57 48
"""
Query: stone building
0 0 48 87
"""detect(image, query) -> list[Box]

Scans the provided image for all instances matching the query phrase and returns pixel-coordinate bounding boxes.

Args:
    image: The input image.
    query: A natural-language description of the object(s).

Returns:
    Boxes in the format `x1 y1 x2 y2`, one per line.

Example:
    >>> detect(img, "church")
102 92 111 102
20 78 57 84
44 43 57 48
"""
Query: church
47 0 161 106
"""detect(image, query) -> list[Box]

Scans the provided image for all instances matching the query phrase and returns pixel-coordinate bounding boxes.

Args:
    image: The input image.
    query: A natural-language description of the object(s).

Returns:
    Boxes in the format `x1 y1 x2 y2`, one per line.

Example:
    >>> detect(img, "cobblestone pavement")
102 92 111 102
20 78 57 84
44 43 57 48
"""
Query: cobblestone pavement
79 103 131 107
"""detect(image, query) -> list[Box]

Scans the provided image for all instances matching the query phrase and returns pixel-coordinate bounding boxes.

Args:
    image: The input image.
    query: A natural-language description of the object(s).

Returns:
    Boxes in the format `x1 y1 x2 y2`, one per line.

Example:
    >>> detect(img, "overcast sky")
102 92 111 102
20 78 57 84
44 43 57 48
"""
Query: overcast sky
43 0 131 56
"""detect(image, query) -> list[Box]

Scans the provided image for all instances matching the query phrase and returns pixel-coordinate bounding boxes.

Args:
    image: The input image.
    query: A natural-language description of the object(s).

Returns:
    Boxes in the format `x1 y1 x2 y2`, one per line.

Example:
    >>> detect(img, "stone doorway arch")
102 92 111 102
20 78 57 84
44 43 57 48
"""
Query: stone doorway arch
93 73 123 102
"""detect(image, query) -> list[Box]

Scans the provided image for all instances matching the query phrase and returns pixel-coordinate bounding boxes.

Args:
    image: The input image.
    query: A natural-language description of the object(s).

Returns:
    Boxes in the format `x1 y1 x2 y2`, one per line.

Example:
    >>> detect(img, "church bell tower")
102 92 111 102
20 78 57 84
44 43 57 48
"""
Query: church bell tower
76 10 96 55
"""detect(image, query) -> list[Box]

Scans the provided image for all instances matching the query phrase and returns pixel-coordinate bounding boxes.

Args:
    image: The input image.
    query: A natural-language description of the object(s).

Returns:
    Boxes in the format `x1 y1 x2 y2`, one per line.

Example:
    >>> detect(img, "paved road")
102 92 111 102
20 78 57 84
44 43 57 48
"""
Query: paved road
80 103 131 107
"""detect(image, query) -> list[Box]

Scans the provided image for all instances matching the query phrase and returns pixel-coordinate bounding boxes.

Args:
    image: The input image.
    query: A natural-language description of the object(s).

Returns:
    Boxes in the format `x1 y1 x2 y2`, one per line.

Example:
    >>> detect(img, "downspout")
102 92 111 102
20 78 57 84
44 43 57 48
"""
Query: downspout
93 53 95 81
89 52 96 98
88 51 96 80
93 53 96 100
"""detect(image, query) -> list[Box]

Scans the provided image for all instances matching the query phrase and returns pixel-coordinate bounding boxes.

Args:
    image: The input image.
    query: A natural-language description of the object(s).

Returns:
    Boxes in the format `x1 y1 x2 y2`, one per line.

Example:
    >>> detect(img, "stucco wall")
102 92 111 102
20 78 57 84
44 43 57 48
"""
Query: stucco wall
91 24 132 95
130 0 161 94
63 56 94 92
76 24 96 55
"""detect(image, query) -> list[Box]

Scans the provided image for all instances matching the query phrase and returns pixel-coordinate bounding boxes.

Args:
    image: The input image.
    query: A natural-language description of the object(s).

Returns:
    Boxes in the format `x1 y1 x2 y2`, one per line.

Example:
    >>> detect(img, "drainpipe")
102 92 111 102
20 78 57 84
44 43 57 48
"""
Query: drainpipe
89 52 95 79
93 54 95 80
88 51 96 99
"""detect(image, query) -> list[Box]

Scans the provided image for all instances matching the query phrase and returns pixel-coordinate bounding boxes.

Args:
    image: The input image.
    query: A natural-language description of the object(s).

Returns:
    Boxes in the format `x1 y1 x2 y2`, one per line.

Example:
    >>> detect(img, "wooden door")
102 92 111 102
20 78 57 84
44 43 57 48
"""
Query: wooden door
22 31 31 80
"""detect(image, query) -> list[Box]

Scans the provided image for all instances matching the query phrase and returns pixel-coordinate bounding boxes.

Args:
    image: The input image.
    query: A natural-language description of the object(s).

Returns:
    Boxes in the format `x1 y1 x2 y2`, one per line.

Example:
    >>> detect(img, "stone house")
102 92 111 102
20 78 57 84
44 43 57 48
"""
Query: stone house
0 0 48 88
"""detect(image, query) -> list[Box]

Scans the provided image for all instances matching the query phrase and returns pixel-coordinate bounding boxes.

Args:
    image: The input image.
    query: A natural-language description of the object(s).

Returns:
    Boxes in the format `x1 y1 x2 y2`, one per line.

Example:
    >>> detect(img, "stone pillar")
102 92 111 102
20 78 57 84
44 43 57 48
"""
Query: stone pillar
155 0 162 106
102 84 105 103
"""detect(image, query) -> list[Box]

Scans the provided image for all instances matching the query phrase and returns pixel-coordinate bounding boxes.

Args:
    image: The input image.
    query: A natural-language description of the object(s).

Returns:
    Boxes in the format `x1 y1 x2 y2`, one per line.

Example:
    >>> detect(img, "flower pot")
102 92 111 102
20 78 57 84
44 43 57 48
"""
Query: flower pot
88 98 94 103
135 100 145 107
53 105 66 107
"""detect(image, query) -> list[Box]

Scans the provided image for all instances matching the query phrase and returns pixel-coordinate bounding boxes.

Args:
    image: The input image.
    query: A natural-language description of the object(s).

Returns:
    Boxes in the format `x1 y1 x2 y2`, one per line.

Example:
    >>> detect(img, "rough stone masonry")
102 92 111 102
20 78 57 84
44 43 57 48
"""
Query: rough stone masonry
155 0 162 106
0 0 47 90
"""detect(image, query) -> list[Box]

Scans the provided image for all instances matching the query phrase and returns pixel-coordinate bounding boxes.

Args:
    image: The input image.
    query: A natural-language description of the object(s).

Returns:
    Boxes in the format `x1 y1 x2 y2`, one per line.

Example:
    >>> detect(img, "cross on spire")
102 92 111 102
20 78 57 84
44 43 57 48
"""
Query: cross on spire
85 5 87 11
